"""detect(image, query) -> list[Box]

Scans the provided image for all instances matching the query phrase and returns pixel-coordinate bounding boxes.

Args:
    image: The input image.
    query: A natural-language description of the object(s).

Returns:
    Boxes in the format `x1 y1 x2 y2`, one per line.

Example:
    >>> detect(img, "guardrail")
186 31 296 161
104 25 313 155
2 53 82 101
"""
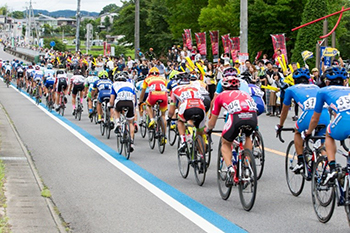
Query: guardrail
4 47 44 63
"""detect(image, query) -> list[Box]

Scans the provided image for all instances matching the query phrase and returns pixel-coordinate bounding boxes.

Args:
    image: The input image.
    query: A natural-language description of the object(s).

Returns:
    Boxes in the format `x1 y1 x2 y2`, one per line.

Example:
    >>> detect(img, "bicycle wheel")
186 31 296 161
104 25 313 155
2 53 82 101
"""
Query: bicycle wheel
123 123 131 160
168 122 177 146
311 156 336 223
148 127 156 149
157 117 166 154
345 177 350 227
94 111 98 124
177 138 190 178
116 130 123 155
100 121 105 136
217 139 232 200
238 149 257 211
252 130 265 180
194 135 207 186
206 134 212 169
140 118 147 138
78 106 82 121
106 121 111 139
285 140 305 196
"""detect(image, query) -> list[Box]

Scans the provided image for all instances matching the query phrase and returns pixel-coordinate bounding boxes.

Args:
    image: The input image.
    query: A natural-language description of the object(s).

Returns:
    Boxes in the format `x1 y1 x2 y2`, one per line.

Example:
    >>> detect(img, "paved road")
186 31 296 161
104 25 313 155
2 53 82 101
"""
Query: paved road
0 49 349 232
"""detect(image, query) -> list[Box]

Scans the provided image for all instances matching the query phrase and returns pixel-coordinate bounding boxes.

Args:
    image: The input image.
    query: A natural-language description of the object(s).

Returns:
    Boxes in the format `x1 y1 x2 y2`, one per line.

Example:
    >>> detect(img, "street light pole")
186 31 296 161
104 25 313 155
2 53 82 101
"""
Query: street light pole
135 0 140 60
75 0 81 52
240 0 248 54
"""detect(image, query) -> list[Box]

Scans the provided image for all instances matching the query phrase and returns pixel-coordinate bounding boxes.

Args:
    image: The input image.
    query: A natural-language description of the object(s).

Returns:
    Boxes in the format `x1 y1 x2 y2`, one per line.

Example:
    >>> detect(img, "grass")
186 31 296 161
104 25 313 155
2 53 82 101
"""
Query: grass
0 159 11 233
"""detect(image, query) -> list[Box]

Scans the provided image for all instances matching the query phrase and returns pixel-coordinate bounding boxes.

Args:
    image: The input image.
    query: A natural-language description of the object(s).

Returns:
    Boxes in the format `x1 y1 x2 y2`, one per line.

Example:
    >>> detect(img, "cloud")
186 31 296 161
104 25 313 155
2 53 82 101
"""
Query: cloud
2 0 122 13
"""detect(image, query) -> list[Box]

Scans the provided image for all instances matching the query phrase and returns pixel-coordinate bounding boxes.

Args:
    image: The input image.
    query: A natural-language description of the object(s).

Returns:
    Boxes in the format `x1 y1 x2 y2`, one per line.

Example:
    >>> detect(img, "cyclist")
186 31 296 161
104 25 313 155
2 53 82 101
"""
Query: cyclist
16 63 25 88
43 63 55 96
168 72 206 151
91 70 113 123
55 69 69 111
206 73 258 185
33 65 44 98
138 67 168 139
276 68 330 174
4 60 12 82
305 66 350 184
110 73 137 152
68 70 86 115
85 70 99 118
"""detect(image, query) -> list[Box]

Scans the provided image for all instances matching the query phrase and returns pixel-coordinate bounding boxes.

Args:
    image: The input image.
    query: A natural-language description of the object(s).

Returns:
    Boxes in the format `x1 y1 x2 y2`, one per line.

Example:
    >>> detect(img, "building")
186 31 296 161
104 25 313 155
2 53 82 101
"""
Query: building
57 17 76 26
35 13 57 28
99 13 118 24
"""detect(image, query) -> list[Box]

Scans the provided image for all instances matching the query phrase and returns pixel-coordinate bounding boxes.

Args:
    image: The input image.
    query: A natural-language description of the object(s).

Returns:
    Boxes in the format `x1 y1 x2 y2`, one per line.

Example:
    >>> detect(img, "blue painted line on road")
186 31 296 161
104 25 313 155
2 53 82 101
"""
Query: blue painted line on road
6 78 247 233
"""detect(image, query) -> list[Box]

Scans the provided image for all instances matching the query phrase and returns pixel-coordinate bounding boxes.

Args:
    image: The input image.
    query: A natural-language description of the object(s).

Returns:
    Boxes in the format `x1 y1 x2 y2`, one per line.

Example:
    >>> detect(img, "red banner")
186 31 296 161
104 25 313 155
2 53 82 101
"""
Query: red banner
182 33 186 49
209 30 219 58
184 29 193 50
195 32 207 56
229 37 240 62
271 34 288 64
221 34 230 54
255 51 263 61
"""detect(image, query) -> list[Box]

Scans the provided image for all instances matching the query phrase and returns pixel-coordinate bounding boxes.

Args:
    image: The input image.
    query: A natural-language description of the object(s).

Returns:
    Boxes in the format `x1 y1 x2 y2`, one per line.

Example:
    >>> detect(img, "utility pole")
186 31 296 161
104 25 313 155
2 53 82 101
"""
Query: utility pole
75 0 81 52
240 0 248 54
134 0 140 60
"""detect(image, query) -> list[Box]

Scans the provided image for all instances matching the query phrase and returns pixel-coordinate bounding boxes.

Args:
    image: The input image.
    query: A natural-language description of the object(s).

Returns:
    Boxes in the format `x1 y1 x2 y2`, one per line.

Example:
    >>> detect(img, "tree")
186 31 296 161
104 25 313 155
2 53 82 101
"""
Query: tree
103 16 111 30
99 3 120 15
291 0 328 65
0 5 7 15
44 38 66 51
11 11 24 19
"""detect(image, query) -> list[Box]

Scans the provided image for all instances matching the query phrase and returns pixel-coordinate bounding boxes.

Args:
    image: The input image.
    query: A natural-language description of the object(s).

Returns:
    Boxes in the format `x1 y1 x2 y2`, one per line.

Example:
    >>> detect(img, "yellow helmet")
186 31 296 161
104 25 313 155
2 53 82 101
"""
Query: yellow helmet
149 67 159 75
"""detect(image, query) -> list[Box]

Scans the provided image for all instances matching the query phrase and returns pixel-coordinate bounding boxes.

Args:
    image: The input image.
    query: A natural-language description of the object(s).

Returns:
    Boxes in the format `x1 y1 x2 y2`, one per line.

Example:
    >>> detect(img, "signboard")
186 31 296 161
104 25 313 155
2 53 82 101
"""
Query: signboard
319 46 331 74
50 41 56 47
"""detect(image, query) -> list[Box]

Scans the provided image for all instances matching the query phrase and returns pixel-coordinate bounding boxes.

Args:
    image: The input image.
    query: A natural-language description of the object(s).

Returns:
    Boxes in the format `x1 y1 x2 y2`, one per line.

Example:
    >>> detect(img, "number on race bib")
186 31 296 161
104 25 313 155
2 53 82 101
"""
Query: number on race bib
303 97 316 110
226 100 242 113
336 96 350 112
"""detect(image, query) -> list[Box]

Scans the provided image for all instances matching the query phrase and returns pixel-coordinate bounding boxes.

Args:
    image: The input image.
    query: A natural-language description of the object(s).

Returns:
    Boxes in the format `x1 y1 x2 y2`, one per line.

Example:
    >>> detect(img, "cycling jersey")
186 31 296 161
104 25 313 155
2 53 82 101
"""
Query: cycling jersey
17 66 24 78
44 69 55 78
215 78 250 94
70 75 85 85
85 76 99 98
111 81 136 104
314 86 350 140
93 79 113 103
33 70 43 82
142 75 168 112
56 74 68 92
284 84 330 134
248 84 265 116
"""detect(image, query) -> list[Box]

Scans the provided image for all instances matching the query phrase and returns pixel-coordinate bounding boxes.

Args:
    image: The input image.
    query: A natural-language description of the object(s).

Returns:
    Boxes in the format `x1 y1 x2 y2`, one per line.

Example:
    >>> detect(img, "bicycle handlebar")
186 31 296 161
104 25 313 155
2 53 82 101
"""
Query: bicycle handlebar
278 128 295 143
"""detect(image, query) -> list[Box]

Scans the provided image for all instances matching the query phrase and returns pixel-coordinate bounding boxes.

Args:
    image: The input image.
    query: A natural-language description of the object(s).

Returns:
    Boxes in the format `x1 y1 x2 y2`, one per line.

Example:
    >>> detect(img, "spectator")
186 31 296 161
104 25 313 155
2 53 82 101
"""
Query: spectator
155 59 166 76
233 59 241 74
205 62 216 100
145 48 156 61
127 56 134 70
311 68 325 88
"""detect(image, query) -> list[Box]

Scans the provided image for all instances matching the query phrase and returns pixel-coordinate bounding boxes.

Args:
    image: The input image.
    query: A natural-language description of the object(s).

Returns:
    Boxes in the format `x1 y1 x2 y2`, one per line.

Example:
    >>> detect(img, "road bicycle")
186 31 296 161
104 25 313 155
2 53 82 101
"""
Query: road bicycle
215 127 257 211
74 95 83 121
311 137 350 225
278 125 326 196
45 86 54 112
100 98 113 139
116 107 132 160
89 98 98 124
57 88 67 116
167 118 178 146
177 115 208 186
34 80 41 105
147 100 167 154
138 102 148 138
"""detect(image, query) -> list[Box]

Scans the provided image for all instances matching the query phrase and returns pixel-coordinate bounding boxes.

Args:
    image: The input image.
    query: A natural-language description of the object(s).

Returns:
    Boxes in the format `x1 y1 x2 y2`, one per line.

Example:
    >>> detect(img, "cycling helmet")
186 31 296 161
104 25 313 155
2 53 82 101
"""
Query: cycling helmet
222 76 240 90
223 67 238 77
149 67 159 75
114 73 127 82
74 69 83 75
292 68 310 84
190 73 198 81
47 63 53 69
178 72 191 85
98 70 108 79
20 61 23 65
15 60 19 63
35 65 40 70
89 70 98 76
323 66 347 86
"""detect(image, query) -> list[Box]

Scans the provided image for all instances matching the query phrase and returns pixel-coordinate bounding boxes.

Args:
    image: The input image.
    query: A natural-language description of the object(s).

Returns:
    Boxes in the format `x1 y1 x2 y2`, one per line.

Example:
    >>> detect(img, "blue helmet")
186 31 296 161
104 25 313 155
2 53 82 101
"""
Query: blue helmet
293 68 310 84
324 66 347 80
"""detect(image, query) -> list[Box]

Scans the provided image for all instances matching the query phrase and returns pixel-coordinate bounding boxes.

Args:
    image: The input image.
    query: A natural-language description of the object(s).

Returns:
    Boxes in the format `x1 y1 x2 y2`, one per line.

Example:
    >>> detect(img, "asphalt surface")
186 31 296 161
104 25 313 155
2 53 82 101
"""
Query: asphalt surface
0 48 349 232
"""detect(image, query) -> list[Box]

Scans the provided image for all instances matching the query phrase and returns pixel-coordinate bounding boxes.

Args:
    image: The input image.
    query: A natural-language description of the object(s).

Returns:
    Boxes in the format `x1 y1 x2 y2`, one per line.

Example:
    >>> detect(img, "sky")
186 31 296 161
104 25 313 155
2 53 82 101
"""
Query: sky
2 0 122 13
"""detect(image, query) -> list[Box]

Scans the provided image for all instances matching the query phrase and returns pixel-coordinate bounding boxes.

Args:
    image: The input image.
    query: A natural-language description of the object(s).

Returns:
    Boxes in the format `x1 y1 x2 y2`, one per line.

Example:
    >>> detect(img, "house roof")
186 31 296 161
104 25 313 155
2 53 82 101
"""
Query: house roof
57 17 76 22
37 13 57 21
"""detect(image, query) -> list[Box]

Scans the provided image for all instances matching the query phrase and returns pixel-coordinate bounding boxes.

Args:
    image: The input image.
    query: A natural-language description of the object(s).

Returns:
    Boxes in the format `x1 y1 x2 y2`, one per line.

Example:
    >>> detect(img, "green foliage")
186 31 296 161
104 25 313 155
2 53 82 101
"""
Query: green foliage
11 11 24 19
0 5 7 15
291 0 328 65
42 24 53 36
43 38 66 52
99 3 120 15
41 188 51 198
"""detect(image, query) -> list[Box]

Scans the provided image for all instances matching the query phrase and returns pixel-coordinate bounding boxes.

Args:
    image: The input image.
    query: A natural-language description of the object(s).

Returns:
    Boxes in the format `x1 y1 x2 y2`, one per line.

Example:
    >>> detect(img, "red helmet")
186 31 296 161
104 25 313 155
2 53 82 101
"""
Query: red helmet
222 76 240 89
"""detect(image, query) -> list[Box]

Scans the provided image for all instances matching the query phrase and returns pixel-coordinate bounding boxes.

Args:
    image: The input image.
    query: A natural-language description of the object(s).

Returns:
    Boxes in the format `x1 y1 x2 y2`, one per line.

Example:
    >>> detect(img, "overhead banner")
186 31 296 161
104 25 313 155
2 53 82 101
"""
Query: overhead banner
271 34 288 64
209 30 219 61
195 32 207 57
184 29 193 50
221 34 231 55
229 37 240 62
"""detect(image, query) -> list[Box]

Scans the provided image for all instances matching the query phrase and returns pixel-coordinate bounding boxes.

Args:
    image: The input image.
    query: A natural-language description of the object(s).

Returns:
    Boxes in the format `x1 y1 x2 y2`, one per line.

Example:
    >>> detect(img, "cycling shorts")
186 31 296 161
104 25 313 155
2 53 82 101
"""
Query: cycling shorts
179 107 206 129
146 91 167 112
6 70 10 75
296 109 329 135
115 100 135 120
44 80 55 89
222 112 258 142
17 72 24 78
56 78 68 93
327 111 350 141
72 83 84 95
98 90 111 103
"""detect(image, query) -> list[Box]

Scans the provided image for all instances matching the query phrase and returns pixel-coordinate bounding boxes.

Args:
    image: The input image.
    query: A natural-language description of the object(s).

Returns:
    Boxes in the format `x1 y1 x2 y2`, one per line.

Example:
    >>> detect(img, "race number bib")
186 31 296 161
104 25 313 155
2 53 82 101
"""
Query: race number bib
116 91 134 101
303 97 316 110
336 96 350 112
226 100 242 114
179 91 201 102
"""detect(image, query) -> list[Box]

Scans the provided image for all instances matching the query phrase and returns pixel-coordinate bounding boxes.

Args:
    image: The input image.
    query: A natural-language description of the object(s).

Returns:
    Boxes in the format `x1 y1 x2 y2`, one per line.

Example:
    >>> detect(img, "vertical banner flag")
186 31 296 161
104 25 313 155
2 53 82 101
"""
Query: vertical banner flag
209 30 219 62
271 34 288 64
195 32 207 57
103 41 107 56
221 34 231 54
182 33 186 49
184 29 193 50
255 51 263 61
319 46 331 74
229 37 240 62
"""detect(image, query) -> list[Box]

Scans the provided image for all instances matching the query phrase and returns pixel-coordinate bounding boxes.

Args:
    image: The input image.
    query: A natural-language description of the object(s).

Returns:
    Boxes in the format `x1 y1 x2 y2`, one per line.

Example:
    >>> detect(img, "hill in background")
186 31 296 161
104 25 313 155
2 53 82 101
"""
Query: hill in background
27 9 99 18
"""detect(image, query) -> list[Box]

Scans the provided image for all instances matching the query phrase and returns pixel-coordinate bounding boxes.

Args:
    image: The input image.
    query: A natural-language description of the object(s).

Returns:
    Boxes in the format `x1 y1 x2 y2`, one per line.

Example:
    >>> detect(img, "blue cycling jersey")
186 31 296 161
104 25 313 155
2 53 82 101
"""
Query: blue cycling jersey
283 84 320 111
314 86 350 114
93 79 113 91
136 80 149 94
